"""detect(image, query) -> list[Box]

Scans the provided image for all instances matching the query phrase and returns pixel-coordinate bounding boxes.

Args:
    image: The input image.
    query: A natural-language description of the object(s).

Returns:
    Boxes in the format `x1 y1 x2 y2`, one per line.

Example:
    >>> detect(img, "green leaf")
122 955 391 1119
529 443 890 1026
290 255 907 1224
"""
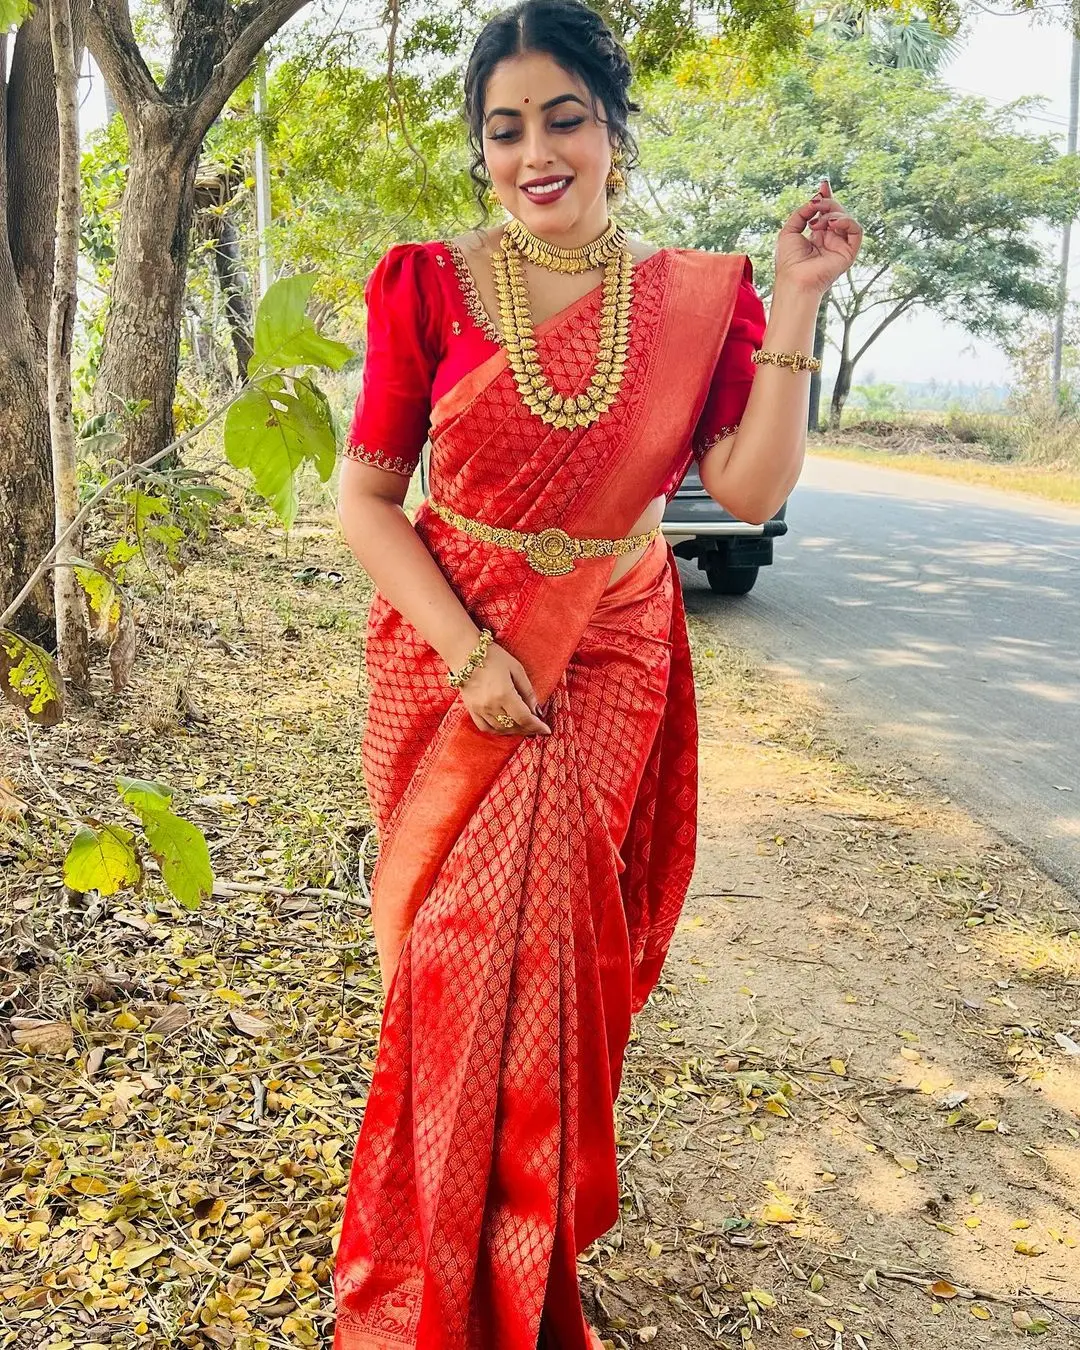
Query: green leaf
116 777 175 816
292 375 334 486
224 379 336 527
141 811 214 910
251 274 354 374
64 824 142 896
73 562 123 641
0 0 31 30
0 629 64 725
127 488 170 533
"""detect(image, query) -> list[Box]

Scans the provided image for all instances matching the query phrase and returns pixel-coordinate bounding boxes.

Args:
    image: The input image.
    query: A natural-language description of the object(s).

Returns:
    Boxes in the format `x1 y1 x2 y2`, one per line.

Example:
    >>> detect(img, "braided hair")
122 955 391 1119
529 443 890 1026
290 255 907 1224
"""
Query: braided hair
463 0 640 218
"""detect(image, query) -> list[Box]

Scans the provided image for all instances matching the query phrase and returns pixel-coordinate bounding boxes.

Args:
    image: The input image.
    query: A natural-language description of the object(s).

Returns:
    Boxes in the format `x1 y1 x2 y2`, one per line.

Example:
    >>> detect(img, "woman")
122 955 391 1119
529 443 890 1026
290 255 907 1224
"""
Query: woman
333 3 861 1345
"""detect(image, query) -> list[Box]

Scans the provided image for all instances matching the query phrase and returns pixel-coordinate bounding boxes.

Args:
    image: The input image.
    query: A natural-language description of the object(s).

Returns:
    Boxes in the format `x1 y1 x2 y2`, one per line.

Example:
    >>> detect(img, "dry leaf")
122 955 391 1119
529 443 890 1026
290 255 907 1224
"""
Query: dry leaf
1014 1241 1044 1257
0 776 29 822
971 1305 991 1320
148 1004 191 1039
10 1019 74 1056
228 1009 270 1039
762 1201 797 1224
928 1280 958 1299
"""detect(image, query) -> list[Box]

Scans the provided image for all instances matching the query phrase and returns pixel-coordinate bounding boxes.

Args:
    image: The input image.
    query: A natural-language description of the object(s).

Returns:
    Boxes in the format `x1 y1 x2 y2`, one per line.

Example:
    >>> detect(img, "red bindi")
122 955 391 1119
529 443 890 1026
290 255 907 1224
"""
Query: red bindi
523 97 530 104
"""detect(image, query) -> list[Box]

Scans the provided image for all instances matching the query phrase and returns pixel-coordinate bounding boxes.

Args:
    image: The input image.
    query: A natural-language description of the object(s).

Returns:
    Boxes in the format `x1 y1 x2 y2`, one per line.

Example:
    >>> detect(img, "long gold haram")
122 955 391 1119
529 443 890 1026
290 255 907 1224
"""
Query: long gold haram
502 216 627 275
491 233 633 431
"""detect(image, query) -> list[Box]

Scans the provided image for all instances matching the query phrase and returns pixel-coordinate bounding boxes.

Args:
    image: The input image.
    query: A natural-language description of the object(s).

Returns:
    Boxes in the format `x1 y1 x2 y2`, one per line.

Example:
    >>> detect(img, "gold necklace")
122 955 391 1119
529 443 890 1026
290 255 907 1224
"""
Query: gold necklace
492 230 633 430
502 216 627 275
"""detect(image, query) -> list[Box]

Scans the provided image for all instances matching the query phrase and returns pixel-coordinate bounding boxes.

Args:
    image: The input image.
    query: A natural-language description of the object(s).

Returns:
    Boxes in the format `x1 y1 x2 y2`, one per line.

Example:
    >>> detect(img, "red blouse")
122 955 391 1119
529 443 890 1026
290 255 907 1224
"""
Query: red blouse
344 240 766 498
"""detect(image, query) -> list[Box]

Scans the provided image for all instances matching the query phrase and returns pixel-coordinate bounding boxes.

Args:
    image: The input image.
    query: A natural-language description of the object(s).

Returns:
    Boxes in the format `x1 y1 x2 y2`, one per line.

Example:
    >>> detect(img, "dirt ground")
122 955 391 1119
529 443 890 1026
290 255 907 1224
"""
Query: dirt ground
591 624 1080 1349
1 489 1078 1348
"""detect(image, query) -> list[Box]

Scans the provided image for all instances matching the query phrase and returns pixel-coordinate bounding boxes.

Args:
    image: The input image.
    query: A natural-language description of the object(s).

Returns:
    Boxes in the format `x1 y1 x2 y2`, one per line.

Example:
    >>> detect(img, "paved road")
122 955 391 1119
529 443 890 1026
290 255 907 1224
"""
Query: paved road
678 454 1080 895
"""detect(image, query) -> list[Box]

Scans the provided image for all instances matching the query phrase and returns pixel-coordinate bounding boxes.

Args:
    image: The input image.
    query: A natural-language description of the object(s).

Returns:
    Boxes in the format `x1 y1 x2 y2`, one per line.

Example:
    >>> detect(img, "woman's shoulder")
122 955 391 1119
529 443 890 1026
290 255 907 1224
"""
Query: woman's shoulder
365 241 454 317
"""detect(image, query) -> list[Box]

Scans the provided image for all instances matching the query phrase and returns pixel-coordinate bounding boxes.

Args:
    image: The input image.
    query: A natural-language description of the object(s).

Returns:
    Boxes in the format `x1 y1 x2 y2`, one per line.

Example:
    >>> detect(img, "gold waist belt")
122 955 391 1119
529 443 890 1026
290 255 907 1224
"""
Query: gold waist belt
427 498 662 577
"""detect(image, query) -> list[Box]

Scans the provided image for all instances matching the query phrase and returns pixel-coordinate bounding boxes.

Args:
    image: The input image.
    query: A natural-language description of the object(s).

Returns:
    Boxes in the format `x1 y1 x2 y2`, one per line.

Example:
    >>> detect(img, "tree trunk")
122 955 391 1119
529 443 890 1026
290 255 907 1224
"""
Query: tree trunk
6 0 87 351
0 33 56 647
829 321 855 428
807 288 829 434
203 209 254 376
92 108 198 463
48 0 91 693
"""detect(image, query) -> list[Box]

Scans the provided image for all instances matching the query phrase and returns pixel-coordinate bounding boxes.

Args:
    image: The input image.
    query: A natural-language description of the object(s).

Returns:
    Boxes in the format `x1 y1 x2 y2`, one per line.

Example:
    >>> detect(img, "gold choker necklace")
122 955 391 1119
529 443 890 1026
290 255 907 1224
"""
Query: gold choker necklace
492 228 634 430
503 217 626 275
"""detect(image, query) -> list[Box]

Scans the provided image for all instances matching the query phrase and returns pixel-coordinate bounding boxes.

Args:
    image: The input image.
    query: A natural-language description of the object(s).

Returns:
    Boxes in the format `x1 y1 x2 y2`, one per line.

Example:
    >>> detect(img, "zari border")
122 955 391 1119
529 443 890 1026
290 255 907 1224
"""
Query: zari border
693 423 740 461
342 441 417 476
443 241 503 346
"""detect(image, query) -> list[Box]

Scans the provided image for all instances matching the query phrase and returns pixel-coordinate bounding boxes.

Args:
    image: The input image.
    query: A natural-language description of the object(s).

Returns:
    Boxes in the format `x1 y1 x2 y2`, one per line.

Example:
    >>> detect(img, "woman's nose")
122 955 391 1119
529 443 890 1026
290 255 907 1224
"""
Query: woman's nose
521 127 555 168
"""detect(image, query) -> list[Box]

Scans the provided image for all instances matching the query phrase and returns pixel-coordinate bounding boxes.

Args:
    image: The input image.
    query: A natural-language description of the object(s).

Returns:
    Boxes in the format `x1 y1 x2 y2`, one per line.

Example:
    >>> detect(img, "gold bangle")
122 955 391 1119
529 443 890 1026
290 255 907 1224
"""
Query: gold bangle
751 348 822 374
448 628 494 690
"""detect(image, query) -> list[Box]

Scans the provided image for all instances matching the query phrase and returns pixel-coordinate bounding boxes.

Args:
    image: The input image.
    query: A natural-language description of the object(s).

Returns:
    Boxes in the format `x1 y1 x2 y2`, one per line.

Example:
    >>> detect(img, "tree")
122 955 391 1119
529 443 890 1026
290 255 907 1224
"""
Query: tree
85 0 314 463
632 40 1080 424
47 0 92 692
0 0 84 644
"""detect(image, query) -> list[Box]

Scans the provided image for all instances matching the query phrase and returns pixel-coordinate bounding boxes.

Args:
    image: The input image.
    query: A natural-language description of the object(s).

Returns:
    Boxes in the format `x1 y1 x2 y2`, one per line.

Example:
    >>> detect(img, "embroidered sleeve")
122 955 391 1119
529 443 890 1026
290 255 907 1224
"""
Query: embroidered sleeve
343 244 443 476
692 256 767 461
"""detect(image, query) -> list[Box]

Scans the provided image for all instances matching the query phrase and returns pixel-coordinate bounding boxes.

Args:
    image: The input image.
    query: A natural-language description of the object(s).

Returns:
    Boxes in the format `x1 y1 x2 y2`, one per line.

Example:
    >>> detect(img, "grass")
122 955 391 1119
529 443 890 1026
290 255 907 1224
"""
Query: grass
812 443 1080 508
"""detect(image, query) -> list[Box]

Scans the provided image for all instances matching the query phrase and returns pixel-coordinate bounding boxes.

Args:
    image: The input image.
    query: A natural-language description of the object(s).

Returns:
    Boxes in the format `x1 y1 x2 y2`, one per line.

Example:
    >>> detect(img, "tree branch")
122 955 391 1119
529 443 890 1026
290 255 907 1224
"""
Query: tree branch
852 295 920 365
182 0 311 156
86 0 162 121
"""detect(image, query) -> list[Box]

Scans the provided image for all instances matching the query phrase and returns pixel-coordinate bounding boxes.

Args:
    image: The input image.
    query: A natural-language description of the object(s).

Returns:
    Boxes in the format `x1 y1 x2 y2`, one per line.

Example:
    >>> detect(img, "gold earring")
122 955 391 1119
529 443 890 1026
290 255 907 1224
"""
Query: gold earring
486 185 503 212
606 149 626 196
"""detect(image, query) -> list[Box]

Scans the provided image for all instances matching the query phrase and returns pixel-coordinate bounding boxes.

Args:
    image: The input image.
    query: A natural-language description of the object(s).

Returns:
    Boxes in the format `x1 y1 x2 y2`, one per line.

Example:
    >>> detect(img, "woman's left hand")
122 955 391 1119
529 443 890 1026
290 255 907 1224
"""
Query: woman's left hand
775 178 863 296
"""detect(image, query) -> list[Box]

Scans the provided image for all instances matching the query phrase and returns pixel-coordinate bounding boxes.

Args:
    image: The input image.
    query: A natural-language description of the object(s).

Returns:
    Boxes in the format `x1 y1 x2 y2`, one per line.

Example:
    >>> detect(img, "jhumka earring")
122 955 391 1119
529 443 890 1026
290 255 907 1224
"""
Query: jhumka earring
486 185 503 213
606 148 626 197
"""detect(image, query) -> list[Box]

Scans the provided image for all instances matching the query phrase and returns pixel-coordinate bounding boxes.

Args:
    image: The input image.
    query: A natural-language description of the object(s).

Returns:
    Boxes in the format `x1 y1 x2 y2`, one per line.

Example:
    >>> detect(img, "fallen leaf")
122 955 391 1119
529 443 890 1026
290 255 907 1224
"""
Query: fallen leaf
228 1009 270 1039
10 1019 74 1056
971 1305 991 1320
929 1280 958 1299
147 1004 191 1039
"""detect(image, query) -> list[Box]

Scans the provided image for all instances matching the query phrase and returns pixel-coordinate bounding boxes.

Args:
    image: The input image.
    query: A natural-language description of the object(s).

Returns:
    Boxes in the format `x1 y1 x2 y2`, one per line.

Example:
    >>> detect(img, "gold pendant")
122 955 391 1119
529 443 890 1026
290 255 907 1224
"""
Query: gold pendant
524 527 577 575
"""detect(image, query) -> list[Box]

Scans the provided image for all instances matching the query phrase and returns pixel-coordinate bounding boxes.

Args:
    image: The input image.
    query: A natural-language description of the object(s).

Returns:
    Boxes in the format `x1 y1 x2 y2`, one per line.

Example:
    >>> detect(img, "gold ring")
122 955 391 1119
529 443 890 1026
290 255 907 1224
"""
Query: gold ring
494 713 517 730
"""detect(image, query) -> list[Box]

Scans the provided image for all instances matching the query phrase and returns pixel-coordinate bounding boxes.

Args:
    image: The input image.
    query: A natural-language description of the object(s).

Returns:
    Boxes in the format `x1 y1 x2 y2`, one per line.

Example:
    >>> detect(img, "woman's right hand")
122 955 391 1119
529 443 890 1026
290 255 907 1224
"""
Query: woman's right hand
457 641 552 737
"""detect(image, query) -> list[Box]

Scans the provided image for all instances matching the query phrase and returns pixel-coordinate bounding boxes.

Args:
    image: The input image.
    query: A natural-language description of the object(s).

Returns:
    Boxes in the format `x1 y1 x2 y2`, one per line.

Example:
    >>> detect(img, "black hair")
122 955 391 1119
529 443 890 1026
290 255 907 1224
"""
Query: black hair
463 0 640 218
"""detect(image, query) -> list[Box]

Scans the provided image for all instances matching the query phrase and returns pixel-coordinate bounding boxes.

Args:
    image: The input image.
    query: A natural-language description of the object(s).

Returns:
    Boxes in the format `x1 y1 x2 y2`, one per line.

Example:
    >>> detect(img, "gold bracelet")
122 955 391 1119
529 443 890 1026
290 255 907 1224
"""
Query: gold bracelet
448 628 494 690
751 348 822 374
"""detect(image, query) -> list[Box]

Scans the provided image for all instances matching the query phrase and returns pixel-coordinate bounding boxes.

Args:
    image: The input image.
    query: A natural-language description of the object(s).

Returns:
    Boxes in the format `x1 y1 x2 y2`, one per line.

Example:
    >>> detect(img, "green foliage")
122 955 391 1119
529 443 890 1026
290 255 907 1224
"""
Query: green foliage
0 0 31 29
64 824 143 895
250 274 353 375
60 779 214 909
117 776 214 909
222 276 350 529
0 630 65 725
632 35 1080 386
851 382 899 415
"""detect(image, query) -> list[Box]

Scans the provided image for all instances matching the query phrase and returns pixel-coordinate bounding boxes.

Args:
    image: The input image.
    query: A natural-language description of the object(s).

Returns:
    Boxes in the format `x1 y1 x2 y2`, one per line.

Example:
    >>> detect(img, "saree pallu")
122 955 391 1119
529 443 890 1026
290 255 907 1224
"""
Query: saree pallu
334 249 748 1350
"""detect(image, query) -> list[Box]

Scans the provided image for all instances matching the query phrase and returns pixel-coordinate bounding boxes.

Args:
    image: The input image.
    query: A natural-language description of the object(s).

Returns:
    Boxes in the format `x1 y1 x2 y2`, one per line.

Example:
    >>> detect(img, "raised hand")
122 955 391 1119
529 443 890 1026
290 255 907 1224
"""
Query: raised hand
775 178 863 296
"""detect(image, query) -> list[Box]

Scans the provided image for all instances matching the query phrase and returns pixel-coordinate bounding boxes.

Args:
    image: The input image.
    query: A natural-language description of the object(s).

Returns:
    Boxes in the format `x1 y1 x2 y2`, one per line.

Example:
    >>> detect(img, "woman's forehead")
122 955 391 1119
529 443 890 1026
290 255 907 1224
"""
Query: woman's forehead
484 52 590 110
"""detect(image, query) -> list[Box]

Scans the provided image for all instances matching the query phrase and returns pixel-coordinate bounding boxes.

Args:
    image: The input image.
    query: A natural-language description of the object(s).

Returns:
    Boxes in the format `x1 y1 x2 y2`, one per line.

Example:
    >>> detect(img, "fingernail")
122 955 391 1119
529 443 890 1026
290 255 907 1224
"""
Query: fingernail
812 193 822 202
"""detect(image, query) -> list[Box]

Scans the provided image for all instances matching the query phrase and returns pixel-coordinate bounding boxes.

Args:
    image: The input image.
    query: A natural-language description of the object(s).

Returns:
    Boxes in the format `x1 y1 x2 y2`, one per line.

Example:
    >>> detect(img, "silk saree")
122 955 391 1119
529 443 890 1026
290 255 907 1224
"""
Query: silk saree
334 244 753 1349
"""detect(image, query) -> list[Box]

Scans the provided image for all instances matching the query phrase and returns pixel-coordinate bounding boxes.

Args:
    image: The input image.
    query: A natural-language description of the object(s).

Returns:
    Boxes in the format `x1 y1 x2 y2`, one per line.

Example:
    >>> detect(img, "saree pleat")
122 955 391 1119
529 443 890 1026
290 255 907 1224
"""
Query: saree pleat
334 251 748 1349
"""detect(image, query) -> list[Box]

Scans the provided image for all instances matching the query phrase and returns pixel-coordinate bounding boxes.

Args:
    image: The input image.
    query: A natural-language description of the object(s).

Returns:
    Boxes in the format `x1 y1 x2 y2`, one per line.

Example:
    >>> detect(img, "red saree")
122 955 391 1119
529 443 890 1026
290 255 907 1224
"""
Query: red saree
334 247 750 1349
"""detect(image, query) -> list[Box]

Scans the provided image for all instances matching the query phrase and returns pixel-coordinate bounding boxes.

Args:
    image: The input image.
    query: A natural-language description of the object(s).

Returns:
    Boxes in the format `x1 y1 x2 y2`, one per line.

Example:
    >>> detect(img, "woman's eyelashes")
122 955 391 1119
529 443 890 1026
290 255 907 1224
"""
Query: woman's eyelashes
487 118 585 141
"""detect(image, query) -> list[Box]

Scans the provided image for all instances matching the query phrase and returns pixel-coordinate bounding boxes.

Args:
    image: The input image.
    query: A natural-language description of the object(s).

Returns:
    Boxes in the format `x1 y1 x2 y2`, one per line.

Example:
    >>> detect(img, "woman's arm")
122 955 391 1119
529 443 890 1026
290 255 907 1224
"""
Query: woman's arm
700 178 863 525
337 459 551 736
698 284 819 525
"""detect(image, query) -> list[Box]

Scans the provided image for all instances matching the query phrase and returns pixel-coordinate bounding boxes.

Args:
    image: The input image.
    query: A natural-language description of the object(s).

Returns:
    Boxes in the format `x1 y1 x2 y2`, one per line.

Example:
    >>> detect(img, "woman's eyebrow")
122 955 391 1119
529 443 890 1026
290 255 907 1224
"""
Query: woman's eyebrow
485 93 587 122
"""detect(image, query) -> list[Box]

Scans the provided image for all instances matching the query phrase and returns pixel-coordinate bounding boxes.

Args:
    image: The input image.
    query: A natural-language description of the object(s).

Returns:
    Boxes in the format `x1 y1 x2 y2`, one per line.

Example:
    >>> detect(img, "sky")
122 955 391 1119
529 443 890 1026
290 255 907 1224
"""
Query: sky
865 14 1076 388
79 9 1076 391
